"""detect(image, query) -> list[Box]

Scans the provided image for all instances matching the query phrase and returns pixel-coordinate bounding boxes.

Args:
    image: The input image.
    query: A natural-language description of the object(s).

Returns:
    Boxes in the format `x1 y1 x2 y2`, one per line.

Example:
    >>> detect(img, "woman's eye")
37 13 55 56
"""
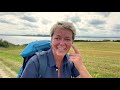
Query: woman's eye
65 39 71 41
55 38 60 40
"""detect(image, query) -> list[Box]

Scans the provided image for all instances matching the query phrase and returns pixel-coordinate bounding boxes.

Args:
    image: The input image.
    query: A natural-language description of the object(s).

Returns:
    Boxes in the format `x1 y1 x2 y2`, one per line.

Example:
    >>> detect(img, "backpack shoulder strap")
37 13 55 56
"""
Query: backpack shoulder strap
35 51 48 78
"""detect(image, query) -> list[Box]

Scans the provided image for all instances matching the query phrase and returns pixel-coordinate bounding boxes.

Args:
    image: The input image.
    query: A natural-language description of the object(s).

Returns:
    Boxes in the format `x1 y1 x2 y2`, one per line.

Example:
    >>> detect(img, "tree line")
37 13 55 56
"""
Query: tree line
0 39 120 48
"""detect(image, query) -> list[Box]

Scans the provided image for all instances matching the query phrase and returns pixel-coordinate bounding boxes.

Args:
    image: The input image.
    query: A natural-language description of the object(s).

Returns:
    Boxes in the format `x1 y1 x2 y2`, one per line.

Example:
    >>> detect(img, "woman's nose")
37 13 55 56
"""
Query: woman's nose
59 39 65 45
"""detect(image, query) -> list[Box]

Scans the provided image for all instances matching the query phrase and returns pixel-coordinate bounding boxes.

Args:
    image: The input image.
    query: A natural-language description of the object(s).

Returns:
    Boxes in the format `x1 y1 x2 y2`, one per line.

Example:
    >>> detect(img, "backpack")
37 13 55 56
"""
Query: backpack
17 40 51 78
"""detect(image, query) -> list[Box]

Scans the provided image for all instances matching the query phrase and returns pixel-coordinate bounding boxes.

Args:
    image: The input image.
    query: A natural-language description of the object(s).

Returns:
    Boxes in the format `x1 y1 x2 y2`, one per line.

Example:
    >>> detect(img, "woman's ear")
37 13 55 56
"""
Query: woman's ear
51 37 53 46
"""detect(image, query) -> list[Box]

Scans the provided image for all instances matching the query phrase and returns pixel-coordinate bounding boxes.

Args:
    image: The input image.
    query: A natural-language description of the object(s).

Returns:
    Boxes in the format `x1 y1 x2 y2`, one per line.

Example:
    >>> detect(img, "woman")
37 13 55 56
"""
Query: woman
21 21 92 78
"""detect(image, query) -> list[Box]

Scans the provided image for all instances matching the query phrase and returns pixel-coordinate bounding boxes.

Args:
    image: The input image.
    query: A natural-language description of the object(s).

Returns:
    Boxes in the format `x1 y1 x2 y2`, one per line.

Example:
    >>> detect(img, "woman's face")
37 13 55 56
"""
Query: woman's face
51 28 73 57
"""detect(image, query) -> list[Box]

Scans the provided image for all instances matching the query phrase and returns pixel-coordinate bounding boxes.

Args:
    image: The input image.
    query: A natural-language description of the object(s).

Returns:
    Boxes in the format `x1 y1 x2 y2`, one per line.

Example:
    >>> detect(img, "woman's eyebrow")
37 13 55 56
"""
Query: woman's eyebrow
65 36 71 38
55 35 61 37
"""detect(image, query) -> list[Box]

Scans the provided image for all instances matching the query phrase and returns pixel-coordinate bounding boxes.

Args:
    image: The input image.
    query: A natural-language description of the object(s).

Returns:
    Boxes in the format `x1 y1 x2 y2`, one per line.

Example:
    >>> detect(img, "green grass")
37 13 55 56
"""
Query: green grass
0 42 120 78
70 42 120 78
0 46 24 76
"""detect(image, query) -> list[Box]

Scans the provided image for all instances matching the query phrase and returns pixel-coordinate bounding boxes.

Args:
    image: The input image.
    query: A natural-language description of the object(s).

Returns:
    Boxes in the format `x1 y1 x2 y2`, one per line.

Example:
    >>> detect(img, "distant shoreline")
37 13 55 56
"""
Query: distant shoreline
0 34 120 38
0 34 120 45
0 34 50 37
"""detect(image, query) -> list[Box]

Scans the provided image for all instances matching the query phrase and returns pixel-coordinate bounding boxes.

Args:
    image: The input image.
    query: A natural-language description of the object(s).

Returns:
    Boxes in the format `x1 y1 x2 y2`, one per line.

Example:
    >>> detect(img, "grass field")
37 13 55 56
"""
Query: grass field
0 42 120 78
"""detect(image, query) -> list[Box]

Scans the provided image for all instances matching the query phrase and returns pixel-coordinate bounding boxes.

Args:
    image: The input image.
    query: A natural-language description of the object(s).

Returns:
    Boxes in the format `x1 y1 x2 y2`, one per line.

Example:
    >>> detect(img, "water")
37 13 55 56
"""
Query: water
0 35 120 45
75 37 120 41
0 35 51 45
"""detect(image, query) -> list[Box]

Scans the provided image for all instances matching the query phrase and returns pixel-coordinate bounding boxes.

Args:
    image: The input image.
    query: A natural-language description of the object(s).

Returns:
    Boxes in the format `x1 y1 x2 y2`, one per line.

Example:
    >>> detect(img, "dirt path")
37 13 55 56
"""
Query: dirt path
0 61 17 78
0 68 10 78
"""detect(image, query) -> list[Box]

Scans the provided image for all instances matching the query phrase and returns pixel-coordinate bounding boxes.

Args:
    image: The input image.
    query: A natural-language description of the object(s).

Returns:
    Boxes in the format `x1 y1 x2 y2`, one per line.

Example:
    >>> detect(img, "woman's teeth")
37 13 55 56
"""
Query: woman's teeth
58 48 67 50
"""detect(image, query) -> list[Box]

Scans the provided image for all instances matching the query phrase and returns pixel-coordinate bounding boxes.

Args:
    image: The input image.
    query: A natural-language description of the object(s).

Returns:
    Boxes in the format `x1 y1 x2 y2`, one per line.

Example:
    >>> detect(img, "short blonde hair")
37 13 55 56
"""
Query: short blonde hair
50 21 76 40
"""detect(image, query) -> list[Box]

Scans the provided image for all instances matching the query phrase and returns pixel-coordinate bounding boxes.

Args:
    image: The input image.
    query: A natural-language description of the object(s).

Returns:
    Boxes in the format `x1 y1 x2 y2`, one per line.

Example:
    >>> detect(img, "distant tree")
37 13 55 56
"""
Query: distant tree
0 39 15 48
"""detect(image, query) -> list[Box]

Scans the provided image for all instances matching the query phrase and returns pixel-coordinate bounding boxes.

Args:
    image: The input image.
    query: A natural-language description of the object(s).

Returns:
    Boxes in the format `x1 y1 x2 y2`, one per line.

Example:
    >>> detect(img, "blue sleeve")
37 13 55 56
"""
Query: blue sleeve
71 63 80 77
21 55 39 78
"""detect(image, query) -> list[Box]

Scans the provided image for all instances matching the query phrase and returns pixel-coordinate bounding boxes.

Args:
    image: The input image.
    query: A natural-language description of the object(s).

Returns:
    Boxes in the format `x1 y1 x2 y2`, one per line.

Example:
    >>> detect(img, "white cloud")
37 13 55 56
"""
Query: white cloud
0 12 120 37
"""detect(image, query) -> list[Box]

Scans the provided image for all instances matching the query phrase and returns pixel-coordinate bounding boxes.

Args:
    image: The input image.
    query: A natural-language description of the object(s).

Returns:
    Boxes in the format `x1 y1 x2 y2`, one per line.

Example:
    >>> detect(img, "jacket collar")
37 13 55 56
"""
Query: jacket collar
47 48 69 67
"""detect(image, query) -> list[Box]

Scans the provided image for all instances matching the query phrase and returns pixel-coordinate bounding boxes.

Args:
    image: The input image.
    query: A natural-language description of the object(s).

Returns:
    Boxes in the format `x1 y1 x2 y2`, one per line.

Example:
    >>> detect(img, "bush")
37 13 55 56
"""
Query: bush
0 39 15 48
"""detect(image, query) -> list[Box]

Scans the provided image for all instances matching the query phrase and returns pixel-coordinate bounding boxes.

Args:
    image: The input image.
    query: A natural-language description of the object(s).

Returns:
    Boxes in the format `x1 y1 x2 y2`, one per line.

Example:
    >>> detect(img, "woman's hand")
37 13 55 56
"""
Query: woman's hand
69 45 83 70
69 44 92 78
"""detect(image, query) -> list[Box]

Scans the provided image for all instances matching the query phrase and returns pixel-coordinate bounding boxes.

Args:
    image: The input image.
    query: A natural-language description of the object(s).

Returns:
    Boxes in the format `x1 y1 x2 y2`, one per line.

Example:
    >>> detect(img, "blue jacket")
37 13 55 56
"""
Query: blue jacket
21 49 80 78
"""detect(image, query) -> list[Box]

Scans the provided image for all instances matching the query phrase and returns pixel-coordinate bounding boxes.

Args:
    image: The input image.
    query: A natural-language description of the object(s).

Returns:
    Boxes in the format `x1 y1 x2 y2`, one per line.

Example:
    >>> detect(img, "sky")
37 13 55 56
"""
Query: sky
0 12 120 37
